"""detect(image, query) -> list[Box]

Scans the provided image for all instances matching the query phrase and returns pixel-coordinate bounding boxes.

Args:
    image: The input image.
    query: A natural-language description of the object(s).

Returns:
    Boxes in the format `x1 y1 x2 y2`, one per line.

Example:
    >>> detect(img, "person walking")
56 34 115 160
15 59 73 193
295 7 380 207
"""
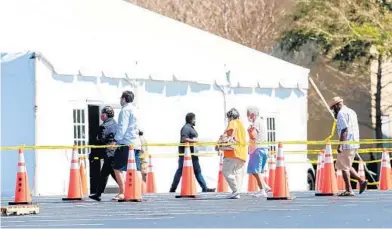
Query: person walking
170 112 215 193
89 106 118 201
216 108 247 199
329 96 368 196
246 106 271 197
139 129 148 183
111 91 141 201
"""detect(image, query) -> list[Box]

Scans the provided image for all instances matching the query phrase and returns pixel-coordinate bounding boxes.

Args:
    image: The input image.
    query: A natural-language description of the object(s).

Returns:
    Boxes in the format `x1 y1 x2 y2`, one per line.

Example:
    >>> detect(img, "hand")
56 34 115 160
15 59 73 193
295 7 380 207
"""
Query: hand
337 145 342 154
108 142 116 150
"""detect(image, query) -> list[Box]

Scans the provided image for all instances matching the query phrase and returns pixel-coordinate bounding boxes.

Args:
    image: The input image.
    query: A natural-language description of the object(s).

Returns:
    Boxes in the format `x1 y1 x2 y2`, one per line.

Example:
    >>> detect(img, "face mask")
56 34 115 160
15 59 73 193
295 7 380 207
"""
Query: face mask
247 113 254 122
333 109 338 119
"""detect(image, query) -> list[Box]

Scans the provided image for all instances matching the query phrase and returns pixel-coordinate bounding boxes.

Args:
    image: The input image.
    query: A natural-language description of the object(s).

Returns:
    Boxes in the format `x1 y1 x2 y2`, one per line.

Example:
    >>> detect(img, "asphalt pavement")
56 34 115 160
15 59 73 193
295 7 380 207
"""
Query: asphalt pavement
1 191 392 228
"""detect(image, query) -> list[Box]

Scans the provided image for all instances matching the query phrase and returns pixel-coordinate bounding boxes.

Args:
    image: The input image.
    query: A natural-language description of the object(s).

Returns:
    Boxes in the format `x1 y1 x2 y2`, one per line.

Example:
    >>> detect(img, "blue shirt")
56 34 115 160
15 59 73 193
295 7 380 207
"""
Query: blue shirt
114 103 139 146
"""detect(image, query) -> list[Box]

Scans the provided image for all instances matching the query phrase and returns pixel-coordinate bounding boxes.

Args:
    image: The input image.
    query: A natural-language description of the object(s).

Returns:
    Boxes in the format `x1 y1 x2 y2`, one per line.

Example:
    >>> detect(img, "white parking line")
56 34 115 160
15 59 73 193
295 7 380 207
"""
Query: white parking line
289 204 329 207
3 223 104 228
1 216 175 224
1 208 253 221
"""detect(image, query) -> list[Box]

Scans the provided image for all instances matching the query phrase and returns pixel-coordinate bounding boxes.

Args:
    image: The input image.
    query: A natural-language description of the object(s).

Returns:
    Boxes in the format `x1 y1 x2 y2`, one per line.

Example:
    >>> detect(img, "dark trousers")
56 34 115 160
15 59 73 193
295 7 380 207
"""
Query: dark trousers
95 157 117 196
170 155 207 191
89 158 102 194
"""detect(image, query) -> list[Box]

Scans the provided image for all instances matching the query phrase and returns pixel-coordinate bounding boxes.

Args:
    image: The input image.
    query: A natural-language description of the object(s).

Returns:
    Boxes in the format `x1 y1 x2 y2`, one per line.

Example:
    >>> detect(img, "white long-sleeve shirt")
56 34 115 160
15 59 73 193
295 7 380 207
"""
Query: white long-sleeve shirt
114 103 140 147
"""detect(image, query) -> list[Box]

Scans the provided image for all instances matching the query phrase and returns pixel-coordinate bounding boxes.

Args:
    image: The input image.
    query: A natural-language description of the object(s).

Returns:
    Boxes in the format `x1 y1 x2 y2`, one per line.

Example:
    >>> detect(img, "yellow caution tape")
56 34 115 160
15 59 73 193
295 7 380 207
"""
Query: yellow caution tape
1 139 392 151
324 121 336 142
349 179 379 186
76 150 392 165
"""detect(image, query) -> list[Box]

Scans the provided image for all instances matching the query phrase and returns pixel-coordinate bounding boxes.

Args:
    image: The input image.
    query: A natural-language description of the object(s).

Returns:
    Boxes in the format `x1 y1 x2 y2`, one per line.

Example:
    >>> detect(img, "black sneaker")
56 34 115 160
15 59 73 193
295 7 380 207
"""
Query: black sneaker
89 194 102 201
169 188 176 193
202 188 216 192
359 180 368 194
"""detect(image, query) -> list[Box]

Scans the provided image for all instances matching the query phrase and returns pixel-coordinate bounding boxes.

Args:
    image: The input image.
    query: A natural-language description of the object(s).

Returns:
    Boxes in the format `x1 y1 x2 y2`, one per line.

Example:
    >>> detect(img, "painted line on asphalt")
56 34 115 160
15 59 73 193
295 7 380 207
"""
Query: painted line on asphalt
2 223 104 228
289 204 329 207
34 205 193 211
2 208 267 221
1 216 175 224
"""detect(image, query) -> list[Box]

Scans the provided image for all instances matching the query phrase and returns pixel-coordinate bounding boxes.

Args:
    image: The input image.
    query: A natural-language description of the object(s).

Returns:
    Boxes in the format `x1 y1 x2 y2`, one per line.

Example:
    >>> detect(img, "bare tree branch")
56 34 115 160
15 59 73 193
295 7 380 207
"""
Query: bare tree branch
382 81 392 89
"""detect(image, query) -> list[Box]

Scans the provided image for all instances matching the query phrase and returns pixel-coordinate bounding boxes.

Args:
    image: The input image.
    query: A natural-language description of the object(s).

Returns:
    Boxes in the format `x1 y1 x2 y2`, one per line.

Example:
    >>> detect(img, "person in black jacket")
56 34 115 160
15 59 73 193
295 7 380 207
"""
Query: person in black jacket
89 106 118 201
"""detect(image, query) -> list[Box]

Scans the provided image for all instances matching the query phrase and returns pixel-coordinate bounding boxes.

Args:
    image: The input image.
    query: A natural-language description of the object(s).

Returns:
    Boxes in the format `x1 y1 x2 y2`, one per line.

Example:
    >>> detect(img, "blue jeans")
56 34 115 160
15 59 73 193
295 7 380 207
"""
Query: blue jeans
170 155 208 191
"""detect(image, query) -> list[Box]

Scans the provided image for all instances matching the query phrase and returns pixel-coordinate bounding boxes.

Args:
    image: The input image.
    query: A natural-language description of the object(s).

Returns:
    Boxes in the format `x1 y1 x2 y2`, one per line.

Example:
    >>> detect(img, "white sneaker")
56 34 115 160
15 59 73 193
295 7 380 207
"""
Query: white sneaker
228 192 240 199
265 186 272 193
253 189 268 198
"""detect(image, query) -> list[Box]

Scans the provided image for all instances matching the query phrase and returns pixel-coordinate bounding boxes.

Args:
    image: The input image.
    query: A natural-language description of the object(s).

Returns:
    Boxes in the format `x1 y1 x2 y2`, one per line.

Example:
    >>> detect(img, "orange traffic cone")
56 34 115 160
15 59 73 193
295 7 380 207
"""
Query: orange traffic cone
315 143 338 196
379 149 392 191
268 151 276 192
336 170 345 191
120 146 143 202
146 155 156 193
263 157 269 185
248 175 259 192
267 143 293 200
217 154 228 193
356 160 366 190
9 148 33 205
319 150 326 192
175 144 197 198
63 147 83 201
79 156 88 197
315 151 323 191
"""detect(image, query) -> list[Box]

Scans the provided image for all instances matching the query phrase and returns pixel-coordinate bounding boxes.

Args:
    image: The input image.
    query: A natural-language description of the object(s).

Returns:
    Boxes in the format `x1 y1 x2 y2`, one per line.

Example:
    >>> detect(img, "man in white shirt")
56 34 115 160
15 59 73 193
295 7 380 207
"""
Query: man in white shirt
329 96 368 196
111 91 140 201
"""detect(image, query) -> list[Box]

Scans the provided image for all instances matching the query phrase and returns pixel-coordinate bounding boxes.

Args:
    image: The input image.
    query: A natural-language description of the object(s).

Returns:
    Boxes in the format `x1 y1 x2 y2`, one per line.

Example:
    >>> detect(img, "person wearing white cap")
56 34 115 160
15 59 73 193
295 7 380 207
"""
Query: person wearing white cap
329 96 368 196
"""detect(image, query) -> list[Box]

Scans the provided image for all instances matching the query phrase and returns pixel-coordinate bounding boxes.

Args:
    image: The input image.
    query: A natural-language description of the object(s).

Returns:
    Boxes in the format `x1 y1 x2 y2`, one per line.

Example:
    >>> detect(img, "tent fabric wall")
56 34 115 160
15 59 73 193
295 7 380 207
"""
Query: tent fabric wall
34 57 74 196
34 65 308 194
1 52 36 197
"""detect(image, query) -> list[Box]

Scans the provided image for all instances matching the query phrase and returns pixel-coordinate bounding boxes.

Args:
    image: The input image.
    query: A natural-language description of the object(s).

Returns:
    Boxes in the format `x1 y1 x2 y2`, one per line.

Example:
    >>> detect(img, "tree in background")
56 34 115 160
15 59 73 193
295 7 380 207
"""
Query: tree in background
279 0 392 145
128 0 292 53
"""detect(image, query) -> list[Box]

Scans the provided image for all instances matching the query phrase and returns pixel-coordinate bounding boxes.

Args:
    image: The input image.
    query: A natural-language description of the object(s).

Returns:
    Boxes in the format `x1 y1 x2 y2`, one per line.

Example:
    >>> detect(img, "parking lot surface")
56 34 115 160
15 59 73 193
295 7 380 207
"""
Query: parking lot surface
2 191 392 228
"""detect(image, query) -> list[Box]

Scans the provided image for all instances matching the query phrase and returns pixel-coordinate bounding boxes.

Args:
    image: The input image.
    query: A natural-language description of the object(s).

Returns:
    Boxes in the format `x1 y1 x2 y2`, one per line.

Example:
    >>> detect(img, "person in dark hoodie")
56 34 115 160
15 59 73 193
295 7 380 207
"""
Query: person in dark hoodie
89 106 118 201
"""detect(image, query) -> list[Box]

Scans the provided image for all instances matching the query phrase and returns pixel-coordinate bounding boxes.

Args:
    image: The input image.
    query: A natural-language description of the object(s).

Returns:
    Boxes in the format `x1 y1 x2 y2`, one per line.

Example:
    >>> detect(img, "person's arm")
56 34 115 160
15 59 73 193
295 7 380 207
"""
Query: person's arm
114 109 131 144
225 121 235 137
336 112 348 153
97 125 107 145
106 123 116 143
215 121 235 151
248 125 258 140
180 127 197 143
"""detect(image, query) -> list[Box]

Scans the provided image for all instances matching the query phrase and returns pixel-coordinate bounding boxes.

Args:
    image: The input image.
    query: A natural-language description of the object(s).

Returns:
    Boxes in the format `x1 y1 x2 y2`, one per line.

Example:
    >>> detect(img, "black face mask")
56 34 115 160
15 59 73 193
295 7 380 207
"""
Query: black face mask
332 106 340 119
333 110 338 119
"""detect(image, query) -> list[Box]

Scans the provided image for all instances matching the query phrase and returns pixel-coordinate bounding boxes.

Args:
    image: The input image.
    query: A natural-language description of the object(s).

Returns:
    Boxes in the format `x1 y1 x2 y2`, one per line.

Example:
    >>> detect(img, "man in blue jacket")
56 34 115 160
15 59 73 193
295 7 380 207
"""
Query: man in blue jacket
89 106 118 201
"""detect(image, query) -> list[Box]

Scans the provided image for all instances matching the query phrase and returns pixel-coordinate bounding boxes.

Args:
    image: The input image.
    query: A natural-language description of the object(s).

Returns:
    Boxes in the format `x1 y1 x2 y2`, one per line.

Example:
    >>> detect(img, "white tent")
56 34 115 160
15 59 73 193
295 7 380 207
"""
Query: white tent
0 0 308 87
1 0 312 196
